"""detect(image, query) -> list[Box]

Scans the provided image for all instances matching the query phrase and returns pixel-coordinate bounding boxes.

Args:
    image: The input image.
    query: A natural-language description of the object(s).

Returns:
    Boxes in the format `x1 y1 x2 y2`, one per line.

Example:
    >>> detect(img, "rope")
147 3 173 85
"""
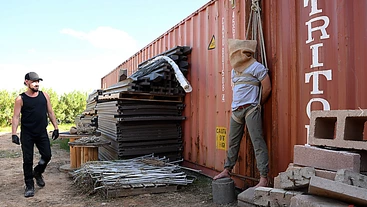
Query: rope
245 0 267 118
246 0 267 68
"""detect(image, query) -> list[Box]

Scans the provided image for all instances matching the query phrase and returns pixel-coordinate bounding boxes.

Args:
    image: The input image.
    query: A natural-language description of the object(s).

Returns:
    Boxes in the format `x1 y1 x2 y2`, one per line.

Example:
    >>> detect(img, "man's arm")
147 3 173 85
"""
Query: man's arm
43 92 58 130
260 74 271 105
11 96 22 135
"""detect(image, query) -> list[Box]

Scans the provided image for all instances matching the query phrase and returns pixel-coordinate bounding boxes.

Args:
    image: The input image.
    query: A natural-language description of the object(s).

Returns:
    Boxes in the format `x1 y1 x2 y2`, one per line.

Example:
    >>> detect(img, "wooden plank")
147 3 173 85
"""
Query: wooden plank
83 147 89 164
70 146 76 169
93 147 98 160
76 147 81 168
69 140 111 147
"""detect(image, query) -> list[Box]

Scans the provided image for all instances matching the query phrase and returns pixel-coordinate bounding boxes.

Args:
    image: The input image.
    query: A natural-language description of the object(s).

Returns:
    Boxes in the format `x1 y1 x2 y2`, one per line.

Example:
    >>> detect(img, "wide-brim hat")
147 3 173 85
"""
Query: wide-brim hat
228 39 257 72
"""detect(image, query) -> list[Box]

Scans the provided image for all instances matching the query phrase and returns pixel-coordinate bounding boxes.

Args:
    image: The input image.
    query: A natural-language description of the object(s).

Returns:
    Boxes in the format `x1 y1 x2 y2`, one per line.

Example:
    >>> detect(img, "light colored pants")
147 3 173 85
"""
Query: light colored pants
224 105 269 177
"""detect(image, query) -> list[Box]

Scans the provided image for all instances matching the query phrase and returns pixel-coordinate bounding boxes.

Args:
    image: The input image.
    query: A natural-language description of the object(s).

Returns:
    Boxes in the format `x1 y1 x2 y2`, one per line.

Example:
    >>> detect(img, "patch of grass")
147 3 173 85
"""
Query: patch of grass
0 150 21 158
48 123 75 133
50 138 70 151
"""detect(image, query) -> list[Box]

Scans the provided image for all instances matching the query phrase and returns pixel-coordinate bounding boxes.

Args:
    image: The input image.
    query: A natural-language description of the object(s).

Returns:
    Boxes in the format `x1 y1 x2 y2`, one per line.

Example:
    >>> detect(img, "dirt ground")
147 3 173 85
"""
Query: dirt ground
0 132 238 207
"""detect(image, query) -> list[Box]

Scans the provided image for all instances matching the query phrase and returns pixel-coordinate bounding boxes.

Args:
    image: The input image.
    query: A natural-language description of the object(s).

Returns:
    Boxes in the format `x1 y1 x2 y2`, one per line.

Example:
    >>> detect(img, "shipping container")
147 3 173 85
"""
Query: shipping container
101 0 367 188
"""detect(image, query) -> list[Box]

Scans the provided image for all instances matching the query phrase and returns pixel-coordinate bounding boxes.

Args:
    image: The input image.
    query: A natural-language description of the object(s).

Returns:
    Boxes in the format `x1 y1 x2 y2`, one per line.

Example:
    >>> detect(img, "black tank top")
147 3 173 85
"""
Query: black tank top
20 91 48 135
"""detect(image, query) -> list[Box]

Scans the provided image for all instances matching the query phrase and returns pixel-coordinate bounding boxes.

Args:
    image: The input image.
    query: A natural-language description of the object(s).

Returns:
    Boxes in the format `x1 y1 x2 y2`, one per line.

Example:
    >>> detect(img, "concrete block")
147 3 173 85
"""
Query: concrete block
309 109 367 150
284 191 302 202
276 166 315 189
212 177 235 204
314 169 336 180
237 200 256 207
356 150 367 171
270 188 290 207
254 187 272 206
237 187 256 205
254 187 303 207
290 163 337 180
335 169 367 189
308 176 367 206
290 194 350 207
273 175 281 189
293 145 360 172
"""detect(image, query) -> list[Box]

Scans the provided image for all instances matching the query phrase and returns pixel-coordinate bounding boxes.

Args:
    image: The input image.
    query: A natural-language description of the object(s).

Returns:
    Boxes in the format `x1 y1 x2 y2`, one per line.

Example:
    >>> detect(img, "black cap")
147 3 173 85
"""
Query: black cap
25 72 43 81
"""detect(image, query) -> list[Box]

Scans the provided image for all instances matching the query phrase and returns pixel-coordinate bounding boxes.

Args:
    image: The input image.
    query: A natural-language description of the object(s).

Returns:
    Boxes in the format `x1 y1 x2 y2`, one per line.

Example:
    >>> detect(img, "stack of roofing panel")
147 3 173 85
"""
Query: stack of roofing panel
75 89 102 128
97 100 185 161
96 46 191 161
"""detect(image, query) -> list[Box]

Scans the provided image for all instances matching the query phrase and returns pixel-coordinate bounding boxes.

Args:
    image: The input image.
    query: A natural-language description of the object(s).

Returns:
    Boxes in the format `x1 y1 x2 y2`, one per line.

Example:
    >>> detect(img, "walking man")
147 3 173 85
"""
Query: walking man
213 39 271 188
11 72 59 197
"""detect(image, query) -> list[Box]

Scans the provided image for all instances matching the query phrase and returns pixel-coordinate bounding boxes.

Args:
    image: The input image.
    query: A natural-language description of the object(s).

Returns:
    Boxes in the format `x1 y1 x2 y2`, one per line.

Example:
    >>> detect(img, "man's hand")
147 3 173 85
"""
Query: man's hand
52 129 59 140
12 135 20 145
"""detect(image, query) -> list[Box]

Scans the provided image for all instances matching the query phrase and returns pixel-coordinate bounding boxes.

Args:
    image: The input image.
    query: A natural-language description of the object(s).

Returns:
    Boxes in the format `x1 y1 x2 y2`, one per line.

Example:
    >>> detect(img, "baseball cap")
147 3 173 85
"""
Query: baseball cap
25 72 43 81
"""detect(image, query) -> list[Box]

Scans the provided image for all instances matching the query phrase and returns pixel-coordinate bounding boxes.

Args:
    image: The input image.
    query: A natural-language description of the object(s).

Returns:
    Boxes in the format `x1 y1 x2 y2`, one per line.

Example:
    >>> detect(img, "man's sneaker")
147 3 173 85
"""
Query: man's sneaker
24 185 34 197
33 171 45 187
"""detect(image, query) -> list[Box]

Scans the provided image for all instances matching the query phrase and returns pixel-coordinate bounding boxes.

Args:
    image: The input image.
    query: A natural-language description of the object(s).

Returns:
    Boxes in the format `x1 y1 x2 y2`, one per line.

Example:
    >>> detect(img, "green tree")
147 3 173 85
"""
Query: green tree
59 91 87 124
0 90 14 126
0 89 87 127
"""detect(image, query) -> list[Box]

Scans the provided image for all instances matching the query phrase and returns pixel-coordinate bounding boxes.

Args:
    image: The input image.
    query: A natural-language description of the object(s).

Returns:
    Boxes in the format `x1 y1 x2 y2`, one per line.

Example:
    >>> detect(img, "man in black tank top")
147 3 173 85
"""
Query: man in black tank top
11 72 59 197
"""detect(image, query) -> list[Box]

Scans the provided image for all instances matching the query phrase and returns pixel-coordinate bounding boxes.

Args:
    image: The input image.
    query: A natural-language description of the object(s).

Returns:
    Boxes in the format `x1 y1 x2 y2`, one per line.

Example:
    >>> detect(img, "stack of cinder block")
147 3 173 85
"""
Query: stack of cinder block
238 109 367 206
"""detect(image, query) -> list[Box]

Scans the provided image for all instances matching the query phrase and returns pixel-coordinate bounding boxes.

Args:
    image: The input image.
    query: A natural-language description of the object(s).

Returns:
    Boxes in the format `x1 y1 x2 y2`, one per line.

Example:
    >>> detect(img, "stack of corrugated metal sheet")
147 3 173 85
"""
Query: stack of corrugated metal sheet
96 46 191 161
97 100 185 161
75 89 101 129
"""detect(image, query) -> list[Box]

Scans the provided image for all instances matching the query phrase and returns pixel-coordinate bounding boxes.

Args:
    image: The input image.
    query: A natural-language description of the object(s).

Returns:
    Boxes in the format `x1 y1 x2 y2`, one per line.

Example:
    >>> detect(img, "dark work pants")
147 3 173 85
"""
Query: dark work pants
20 131 52 186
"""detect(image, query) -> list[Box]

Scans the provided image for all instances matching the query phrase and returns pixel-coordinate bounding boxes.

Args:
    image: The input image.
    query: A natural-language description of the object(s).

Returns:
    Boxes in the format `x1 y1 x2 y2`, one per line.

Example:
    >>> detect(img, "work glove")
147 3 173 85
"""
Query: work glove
52 129 59 140
12 135 20 145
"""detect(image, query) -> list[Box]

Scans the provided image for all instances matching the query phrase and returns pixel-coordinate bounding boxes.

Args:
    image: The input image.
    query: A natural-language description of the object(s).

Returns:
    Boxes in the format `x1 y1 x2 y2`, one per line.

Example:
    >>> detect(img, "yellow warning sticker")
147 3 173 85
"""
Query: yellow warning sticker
208 35 216 50
216 127 227 150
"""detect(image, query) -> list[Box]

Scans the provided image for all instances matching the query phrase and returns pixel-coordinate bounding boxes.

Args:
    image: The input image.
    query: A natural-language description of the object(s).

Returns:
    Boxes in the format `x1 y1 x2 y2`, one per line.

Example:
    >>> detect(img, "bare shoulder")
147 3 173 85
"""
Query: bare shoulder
42 91 49 96
42 91 51 99
15 95 23 102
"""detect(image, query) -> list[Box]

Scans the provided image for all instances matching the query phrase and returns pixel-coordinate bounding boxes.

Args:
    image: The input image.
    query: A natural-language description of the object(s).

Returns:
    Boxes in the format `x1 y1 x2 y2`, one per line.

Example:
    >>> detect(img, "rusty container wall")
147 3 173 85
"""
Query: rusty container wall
101 0 367 187
101 0 265 186
263 0 367 175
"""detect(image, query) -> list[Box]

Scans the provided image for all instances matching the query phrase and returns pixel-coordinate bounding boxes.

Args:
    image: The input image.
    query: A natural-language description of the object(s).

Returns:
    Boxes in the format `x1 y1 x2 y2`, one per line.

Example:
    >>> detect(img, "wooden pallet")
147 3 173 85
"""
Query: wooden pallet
101 183 178 198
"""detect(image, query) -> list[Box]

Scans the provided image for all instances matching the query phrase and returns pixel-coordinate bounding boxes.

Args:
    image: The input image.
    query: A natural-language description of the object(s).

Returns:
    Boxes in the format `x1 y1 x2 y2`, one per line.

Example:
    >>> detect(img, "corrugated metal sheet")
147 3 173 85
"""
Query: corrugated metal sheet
101 0 367 187
264 0 367 175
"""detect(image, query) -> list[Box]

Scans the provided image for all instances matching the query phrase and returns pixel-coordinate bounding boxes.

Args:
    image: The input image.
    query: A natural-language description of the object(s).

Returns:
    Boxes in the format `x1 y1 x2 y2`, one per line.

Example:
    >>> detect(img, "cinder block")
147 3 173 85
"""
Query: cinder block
293 145 360 172
237 200 256 207
356 150 367 171
290 194 350 207
275 166 315 190
237 187 256 205
254 187 272 206
308 176 367 206
291 163 337 180
314 169 336 180
254 187 303 207
273 176 281 189
335 169 367 189
309 109 367 150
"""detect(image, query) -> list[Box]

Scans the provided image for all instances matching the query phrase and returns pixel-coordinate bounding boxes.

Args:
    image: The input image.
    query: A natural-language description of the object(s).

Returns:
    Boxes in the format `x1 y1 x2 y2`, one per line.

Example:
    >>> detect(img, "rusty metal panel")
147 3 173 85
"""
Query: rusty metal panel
263 0 367 175
100 0 367 186
100 0 267 186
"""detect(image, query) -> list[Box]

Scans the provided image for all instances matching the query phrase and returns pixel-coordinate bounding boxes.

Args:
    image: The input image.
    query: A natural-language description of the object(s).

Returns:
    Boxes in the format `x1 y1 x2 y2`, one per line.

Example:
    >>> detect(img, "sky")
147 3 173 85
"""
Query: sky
0 0 209 94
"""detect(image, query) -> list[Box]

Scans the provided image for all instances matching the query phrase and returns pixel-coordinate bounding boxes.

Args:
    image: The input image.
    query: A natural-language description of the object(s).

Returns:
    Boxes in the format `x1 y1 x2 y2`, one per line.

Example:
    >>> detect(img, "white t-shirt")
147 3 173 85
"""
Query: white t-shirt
231 61 268 111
